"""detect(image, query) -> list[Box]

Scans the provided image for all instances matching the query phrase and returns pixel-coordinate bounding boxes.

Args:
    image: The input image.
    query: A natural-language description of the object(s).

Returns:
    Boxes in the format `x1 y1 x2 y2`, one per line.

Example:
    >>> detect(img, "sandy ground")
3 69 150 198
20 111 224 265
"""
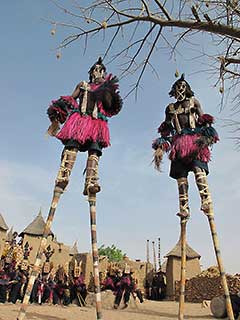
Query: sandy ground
0 299 215 320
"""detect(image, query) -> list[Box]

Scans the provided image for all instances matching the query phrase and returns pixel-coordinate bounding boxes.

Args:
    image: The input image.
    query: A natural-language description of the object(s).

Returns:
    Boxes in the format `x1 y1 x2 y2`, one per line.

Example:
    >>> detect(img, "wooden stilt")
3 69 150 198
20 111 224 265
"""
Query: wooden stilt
88 193 103 319
178 217 187 320
17 148 77 320
193 168 234 320
207 212 234 320
17 189 62 320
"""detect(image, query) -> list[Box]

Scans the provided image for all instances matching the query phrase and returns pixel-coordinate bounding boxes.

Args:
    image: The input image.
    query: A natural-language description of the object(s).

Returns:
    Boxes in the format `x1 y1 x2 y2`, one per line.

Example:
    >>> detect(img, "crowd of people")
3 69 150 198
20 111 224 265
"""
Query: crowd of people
0 261 147 309
0 232 164 309
0 233 88 306
145 270 167 301
100 268 144 309
0 262 88 307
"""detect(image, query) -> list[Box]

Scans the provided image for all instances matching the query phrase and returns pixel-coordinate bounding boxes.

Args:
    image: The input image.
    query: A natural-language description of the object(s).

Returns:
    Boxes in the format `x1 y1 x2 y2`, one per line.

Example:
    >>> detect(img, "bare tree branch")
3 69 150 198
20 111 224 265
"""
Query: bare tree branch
46 0 240 140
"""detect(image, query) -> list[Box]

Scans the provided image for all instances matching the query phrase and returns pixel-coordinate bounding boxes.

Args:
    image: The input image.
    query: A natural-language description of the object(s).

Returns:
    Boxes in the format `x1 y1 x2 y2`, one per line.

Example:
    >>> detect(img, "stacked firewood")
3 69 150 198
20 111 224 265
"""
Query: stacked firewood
175 266 240 302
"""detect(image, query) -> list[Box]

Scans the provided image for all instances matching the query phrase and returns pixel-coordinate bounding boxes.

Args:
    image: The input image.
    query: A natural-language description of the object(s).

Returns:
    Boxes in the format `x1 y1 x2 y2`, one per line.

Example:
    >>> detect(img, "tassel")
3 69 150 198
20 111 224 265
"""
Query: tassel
153 147 164 171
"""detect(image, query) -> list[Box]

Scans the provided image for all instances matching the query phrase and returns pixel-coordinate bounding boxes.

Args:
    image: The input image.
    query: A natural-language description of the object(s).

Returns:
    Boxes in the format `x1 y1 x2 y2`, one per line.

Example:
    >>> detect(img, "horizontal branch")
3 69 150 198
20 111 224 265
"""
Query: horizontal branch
225 57 240 64
147 16 240 40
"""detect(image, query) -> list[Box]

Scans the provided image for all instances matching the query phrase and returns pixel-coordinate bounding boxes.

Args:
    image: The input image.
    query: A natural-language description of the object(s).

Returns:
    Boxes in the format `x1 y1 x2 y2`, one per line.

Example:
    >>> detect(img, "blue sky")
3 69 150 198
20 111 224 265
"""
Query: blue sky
0 1 239 274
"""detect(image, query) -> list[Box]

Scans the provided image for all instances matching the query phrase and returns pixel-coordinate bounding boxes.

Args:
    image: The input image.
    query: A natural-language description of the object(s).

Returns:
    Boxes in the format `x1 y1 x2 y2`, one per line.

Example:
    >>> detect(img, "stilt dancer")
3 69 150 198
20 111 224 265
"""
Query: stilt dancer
17 57 122 320
152 74 234 320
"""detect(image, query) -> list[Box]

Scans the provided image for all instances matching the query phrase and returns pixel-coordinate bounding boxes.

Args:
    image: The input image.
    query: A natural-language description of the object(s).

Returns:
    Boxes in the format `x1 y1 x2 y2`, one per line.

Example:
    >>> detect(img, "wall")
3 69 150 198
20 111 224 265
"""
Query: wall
166 257 201 300
0 229 7 258
22 235 71 271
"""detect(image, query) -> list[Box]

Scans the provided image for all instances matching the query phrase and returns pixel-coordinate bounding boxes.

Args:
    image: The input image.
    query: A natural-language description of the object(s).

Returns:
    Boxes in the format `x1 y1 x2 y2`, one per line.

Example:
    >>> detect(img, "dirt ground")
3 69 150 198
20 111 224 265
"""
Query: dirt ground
0 299 215 320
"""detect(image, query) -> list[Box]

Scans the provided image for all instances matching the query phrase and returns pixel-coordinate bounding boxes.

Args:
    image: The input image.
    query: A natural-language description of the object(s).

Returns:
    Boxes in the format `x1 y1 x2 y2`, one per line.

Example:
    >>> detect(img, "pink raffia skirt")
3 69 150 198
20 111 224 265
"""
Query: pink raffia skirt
56 112 110 147
169 134 211 163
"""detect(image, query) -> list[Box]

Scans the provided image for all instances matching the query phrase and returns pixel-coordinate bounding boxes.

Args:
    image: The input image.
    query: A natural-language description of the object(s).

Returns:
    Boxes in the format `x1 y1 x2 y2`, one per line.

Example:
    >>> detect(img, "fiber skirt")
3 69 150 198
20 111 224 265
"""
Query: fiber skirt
169 133 211 163
56 112 110 148
169 133 210 179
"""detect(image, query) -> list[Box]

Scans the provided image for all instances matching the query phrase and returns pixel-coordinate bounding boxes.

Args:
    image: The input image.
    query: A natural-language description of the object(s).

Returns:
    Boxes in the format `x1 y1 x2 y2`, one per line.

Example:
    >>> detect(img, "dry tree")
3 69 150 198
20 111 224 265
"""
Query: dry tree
47 0 240 142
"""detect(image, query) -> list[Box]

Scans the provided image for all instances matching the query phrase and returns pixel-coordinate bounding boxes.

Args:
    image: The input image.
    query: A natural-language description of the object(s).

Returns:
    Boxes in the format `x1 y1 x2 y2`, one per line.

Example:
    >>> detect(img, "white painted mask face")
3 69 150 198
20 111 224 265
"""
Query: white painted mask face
175 81 187 101
91 64 105 83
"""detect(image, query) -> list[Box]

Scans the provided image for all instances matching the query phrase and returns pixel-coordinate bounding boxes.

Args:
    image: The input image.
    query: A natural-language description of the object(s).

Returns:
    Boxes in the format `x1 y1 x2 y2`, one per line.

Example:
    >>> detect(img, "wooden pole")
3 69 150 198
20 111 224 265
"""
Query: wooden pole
158 237 161 271
146 239 150 266
207 212 234 320
88 193 103 319
145 239 150 299
193 168 234 320
152 241 157 273
17 189 62 320
17 148 77 320
178 217 187 320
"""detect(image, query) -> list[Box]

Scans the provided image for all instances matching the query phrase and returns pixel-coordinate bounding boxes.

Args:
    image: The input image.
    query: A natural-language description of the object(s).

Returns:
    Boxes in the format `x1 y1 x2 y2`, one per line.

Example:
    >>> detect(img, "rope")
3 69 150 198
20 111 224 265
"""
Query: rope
56 149 77 183
177 178 189 217
194 169 212 213
85 154 100 195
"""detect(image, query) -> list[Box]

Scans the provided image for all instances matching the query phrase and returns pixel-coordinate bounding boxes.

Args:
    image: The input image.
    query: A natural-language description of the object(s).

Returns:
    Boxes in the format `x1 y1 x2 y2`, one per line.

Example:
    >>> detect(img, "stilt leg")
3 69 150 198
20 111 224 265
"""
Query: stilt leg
176 178 190 219
194 167 234 320
88 192 103 319
83 153 101 196
178 217 187 320
193 167 213 214
17 147 78 320
176 177 189 320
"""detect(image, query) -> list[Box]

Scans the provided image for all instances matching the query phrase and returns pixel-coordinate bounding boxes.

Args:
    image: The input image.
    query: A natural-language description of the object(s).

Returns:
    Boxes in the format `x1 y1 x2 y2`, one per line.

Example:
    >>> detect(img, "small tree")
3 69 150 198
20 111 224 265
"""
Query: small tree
98 244 125 262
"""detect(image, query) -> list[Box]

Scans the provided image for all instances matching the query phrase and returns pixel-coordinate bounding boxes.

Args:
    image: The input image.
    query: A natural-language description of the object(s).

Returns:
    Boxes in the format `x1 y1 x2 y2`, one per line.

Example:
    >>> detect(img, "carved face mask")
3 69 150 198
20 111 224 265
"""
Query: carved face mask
175 81 187 101
90 64 105 83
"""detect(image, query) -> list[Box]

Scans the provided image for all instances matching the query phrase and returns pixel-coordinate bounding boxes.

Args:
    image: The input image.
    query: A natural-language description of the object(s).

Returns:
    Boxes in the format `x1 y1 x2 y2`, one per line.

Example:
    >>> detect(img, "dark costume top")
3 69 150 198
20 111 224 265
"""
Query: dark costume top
47 74 122 155
152 96 219 179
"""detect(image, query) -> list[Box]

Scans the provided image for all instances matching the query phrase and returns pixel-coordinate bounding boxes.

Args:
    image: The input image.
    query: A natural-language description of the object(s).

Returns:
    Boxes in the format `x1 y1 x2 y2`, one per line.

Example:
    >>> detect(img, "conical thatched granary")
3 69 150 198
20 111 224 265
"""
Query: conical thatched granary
0 213 8 257
0 214 8 232
164 239 201 300
19 209 54 238
18 209 54 265
18 209 72 270
70 241 79 256
6 227 14 243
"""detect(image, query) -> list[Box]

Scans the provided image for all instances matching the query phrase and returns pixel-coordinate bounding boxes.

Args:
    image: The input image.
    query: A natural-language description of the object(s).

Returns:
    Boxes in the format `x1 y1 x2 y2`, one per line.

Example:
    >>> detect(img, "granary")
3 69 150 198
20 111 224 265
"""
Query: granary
6 226 14 242
0 213 8 257
165 239 201 300
19 209 72 269
69 241 79 256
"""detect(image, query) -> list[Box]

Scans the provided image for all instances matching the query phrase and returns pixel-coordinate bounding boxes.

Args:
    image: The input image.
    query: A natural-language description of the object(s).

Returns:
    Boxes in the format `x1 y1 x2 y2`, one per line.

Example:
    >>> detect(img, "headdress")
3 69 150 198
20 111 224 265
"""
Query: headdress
88 57 106 83
169 74 194 101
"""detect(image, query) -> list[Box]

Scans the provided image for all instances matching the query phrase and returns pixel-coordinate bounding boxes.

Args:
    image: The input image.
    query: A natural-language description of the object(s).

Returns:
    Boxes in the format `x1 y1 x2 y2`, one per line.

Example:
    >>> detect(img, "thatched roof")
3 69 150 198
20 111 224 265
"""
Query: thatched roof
0 213 8 231
165 240 201 259
19 209 54 237
70 241 79 256
6 227 13 242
